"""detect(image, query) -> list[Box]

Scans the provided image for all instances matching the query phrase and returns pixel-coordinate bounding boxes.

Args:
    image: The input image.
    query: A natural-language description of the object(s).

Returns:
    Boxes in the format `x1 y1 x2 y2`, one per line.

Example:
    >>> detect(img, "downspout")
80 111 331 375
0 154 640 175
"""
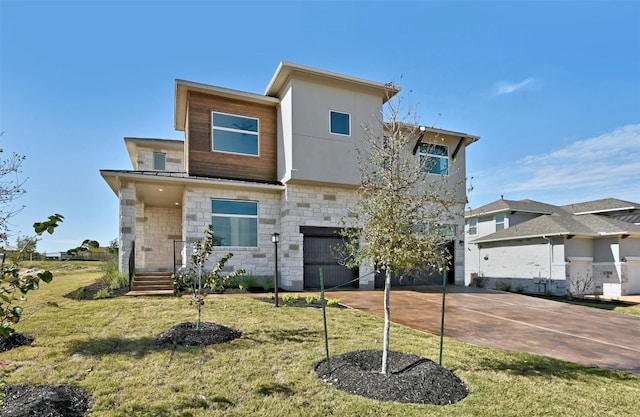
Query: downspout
542 235 552 294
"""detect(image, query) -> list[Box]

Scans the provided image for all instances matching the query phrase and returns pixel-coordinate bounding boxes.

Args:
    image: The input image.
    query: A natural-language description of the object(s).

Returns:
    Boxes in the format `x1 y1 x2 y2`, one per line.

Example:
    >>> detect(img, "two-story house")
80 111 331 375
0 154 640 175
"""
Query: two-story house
464 197 640 296
101 62 479 292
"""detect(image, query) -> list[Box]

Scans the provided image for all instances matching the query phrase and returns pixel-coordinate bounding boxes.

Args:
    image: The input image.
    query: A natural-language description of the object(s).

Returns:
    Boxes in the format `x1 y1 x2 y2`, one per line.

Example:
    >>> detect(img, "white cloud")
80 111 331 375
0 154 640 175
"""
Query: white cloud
471 124 640 205
493 77 536 96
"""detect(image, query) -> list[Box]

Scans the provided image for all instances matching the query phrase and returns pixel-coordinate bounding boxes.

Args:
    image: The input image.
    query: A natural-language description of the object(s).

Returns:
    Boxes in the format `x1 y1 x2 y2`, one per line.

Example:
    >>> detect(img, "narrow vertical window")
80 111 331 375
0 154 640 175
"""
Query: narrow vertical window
153 152 166 171
330 111 351 136
468 218 478 235
495 214 505 231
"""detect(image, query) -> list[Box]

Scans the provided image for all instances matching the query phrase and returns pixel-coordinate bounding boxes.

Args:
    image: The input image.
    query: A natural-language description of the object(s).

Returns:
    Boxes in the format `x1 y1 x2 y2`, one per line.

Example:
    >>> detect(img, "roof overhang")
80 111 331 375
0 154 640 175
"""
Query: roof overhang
465 208 553 219
471 232 571 244
174 79 279 131
264 61 400 102
124 137 184 167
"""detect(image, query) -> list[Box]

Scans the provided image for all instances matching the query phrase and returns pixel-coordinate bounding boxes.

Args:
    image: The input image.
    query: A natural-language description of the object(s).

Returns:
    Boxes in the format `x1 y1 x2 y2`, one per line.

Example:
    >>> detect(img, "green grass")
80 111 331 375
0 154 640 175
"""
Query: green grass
3 270 639 416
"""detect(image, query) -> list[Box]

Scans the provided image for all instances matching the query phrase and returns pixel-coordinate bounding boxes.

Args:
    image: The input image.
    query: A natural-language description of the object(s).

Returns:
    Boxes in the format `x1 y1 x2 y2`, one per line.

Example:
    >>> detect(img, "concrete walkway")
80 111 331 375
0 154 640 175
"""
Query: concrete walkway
327 285 640 374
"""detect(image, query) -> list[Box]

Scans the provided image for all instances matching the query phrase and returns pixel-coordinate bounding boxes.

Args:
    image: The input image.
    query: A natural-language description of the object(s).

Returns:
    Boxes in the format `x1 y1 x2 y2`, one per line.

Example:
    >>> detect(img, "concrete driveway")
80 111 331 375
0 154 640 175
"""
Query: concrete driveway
327 285 640 373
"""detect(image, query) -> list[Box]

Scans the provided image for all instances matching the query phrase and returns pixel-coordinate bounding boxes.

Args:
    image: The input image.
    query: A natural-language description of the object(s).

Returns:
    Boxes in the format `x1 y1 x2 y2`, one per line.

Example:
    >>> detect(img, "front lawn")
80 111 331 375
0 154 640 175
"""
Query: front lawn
2 269 639 416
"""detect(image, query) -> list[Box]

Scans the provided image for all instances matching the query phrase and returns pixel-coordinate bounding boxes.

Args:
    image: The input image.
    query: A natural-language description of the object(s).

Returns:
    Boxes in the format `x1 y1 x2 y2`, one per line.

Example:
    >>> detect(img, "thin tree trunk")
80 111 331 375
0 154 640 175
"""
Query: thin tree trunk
381 269 391 374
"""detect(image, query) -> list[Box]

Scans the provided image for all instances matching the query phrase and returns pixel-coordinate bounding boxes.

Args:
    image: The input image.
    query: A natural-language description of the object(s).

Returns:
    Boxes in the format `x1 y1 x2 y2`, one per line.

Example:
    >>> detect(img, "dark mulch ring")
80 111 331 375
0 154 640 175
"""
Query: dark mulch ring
1 384 93 417
155 322 242 346
0 333 34 353
315 350 469 405
64 281 129 301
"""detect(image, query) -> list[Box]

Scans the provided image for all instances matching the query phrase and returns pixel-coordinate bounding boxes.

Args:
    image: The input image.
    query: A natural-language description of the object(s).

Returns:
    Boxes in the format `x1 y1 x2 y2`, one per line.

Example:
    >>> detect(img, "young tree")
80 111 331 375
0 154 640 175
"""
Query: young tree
340 86 459 374
0 135 27 245
175 225 245 330
14 235 39 261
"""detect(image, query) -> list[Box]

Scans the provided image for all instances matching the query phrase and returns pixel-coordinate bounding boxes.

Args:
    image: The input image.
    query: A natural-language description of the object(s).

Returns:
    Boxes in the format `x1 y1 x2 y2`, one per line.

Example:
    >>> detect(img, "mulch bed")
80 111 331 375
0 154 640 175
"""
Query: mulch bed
64 281 129 300
259 297 346 308
0 333 34 353
1 384 93 417
316 350 469 405
155 322 242 346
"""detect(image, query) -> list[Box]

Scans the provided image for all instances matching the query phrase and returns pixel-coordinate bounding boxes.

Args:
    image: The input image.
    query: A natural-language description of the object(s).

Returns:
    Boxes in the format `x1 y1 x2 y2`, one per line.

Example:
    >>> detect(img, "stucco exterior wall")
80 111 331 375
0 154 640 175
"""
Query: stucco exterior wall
282 78 382 186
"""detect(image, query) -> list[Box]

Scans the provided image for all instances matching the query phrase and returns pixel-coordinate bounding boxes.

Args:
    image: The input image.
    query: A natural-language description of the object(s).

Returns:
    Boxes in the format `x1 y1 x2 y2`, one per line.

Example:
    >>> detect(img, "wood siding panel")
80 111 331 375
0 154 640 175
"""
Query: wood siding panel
187 92 277 182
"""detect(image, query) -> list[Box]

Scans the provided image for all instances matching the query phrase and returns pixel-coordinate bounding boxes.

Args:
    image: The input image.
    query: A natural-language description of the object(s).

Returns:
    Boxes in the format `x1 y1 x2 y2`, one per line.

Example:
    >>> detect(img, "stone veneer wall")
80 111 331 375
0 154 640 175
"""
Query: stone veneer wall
182 185 281 282
141 206 182 272
118 180 136 277
136 147 184 171
279 183 371 290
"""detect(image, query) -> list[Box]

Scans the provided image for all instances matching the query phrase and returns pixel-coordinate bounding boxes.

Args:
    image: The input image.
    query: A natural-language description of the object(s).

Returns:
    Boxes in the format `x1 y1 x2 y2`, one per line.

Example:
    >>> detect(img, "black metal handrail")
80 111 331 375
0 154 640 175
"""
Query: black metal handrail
128 241 135 290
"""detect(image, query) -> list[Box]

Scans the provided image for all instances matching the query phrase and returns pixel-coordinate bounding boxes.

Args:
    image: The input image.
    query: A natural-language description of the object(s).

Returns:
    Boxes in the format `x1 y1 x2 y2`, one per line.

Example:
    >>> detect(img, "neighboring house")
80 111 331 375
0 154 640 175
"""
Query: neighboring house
101 62 479 291
464 197 640 296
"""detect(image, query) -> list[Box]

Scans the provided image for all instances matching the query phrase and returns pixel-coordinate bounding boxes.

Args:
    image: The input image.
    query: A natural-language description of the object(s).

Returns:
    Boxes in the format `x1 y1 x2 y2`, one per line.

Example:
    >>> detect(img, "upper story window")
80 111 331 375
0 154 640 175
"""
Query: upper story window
330 111 351 136
419 143 449 175
153 152 166 171
468 218 478 235
212 111 259 156
495 214 505 231
211 199 258 247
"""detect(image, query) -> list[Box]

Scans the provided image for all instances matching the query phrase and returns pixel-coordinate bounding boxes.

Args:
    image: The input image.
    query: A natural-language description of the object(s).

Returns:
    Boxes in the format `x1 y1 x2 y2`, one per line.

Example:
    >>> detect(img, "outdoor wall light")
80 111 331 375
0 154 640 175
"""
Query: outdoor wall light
271 232 280 307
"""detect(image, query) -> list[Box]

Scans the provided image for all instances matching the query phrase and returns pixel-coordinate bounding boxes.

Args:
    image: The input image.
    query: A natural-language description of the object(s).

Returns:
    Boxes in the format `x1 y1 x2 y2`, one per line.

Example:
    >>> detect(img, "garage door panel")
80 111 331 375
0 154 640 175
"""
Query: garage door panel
303 234 357 289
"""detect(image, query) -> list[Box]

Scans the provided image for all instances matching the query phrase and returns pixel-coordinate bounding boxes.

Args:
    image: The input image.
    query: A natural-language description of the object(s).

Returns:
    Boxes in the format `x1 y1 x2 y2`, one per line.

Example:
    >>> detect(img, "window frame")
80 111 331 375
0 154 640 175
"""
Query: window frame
419 143 449 176
211 198 259 248
153 152 166 171
329 110 351 136
468 218 478 235
211 111 260 157
495 214 505 231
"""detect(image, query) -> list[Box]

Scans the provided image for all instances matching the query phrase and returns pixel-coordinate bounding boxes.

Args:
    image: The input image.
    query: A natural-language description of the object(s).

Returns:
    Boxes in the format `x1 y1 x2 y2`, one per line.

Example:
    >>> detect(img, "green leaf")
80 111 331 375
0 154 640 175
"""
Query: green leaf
38 271 53 283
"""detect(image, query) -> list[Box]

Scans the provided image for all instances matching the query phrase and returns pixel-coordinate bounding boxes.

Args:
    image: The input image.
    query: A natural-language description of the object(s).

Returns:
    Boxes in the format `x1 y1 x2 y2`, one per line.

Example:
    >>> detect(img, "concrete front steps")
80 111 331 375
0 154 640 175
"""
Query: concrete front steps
127 272 175 296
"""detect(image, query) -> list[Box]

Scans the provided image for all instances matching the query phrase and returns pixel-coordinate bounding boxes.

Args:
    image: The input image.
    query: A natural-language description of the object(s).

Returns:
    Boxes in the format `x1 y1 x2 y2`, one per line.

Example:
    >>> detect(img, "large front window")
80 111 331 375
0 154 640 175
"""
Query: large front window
211 199 258 247
419 143 449 175
212 112 259 156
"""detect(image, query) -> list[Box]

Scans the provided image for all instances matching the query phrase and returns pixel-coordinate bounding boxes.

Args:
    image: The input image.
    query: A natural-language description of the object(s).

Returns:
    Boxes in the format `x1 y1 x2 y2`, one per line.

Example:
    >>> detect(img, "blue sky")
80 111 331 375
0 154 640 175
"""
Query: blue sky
1 0 639 253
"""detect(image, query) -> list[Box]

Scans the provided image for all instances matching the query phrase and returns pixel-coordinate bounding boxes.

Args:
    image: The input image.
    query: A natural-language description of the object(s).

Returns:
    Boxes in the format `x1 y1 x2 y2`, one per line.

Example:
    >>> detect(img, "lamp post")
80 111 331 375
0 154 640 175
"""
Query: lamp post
271 232 280 307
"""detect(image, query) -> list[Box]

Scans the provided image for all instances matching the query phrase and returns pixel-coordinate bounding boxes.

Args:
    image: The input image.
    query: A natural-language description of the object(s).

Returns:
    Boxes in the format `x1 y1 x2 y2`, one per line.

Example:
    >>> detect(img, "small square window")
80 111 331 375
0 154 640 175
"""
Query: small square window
153 152 166 171
330 111 351 136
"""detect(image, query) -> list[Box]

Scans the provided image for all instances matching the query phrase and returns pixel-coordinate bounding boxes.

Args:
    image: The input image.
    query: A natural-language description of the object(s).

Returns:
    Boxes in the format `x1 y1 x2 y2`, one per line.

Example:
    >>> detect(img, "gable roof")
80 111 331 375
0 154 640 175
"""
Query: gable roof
562 198 640 215
473 212 640 243
466 199 560 218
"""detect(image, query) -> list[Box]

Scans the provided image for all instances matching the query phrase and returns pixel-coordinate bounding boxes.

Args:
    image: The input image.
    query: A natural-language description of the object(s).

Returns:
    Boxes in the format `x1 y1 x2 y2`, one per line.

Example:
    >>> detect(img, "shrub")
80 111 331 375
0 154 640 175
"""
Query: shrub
266 292 275 300
282 294 300 303
239 276 258 291
496 281 512 292
306 295 322 304
93 288 111 299
515 284 525 294
469 274 485 288
327 298 341 306
263 278 273 292
226 278 240 289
